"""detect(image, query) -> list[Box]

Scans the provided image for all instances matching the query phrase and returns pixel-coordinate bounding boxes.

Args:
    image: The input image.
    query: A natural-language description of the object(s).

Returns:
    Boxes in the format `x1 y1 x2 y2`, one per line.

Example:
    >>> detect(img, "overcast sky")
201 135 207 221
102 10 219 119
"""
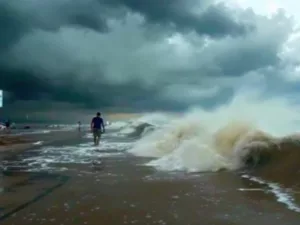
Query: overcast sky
1 0 300 113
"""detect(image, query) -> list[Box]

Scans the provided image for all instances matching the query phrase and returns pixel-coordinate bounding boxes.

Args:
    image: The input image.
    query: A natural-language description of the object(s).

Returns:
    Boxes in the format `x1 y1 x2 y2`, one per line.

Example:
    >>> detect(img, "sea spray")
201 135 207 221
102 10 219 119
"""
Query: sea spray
128 89 300 172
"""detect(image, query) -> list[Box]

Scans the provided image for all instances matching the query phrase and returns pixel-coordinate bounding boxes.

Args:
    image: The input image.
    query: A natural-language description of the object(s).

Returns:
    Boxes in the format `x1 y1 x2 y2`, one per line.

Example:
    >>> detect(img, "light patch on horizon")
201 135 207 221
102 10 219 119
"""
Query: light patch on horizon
226 0 300 86
283 66 300 82
226 0 297 20
228 0 279 13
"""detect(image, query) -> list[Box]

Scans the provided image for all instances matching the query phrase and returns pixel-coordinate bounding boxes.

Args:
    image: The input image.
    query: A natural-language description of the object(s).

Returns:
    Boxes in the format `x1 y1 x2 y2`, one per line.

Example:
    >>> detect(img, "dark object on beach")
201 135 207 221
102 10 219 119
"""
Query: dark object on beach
24 126 31 129
92 160 104 170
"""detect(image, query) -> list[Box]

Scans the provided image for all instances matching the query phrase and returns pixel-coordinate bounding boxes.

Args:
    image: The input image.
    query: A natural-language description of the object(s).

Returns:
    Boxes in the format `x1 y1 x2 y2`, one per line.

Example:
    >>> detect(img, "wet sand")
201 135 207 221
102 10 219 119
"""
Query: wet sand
0 135 32 157
1 132 300 225
0 128 82 153
0 135 29 146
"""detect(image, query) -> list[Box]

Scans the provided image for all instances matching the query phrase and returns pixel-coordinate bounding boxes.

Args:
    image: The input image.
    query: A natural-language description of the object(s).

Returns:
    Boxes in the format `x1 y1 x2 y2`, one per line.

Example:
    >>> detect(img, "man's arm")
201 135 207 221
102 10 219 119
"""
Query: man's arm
90 118 94 130
101 118 105 132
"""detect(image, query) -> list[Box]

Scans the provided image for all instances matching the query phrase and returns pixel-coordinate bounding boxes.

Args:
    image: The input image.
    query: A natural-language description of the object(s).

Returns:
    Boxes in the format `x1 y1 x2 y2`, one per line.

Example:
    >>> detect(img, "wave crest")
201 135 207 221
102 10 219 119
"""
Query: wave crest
128 114 300 173
108 113 169 138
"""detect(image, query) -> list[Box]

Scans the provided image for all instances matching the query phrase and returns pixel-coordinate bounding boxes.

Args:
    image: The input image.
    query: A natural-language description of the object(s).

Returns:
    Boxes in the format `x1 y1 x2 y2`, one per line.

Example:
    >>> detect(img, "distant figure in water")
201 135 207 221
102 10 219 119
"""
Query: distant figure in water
5 119 11 133
90 112 105 146
77 121 81 131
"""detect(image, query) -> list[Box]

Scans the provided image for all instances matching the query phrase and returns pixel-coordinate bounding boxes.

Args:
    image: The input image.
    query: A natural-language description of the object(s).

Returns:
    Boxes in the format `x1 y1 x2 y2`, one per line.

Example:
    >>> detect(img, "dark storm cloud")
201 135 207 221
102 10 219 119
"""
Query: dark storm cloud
0 2 29 51
99 0 252 37
214 43 280 77
0 0 252 52
0 0 108 51
0 0 296 116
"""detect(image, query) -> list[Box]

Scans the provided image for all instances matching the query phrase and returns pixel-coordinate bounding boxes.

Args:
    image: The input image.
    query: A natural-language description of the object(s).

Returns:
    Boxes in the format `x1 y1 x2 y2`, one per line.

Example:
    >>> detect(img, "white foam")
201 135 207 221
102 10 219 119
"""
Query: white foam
79 142 132 151
108 121 128 130
145 139 230 172
241 175 300 213
18 141 132 172
238 188 264 191
132 113 171 126
128 89 300 172
11 130 52 136
33 141 43 145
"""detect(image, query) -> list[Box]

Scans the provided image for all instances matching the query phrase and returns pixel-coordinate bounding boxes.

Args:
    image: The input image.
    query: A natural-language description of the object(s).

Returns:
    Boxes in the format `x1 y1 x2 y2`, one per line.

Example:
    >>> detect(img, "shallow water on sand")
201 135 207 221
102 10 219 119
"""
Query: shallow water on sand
1 130 300 225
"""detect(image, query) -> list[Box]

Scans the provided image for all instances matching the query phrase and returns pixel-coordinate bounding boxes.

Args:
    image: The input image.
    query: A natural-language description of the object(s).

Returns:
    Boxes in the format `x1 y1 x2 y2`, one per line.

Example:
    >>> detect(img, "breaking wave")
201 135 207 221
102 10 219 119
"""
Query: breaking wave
128 90 300 177
109 113 170 138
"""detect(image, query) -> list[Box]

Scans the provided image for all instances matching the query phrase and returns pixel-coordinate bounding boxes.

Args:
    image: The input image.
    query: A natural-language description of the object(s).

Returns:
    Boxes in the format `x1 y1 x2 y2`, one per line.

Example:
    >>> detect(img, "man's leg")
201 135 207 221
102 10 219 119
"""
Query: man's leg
97 133 101 145
96 137 99 145
93 129 97 145
96 130 101 145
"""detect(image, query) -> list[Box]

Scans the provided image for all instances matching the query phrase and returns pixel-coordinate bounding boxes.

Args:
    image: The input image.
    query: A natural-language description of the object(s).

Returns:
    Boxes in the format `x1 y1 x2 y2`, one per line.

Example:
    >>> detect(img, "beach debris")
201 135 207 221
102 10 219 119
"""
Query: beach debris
91 159 104 170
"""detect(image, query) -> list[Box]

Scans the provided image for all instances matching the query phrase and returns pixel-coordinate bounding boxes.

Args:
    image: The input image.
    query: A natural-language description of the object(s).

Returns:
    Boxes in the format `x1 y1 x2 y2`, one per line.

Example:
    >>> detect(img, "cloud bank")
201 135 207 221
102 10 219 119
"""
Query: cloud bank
0 0 299 115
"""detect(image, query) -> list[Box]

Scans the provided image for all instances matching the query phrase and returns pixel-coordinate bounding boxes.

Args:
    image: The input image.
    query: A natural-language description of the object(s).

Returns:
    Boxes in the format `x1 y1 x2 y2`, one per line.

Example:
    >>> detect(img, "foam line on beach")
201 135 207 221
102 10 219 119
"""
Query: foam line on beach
4 141 132 172
241 174 300 213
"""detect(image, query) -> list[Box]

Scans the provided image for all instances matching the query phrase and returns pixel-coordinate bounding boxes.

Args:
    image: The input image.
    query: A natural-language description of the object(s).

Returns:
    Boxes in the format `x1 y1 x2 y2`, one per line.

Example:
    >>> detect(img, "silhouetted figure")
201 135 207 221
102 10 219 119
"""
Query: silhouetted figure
5 119 11 133
78 121 81 131
90 112 105 146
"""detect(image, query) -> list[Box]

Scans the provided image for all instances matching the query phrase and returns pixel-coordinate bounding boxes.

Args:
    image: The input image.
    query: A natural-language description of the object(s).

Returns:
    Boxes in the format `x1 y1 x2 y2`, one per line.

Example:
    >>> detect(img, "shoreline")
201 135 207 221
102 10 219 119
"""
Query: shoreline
0 129 86 155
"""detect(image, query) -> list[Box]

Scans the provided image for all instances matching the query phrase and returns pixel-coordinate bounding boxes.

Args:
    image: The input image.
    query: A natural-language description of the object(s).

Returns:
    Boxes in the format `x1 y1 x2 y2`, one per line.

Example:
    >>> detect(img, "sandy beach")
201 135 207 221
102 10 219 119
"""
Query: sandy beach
0 128 82 153
0 135 29 146
0 126 300 225
1 156 300 225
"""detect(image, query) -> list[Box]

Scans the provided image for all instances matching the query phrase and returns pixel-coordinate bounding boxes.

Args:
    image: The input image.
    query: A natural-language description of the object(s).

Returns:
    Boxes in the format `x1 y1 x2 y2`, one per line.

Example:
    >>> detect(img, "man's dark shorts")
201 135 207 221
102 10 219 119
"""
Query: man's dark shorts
93 128 102 138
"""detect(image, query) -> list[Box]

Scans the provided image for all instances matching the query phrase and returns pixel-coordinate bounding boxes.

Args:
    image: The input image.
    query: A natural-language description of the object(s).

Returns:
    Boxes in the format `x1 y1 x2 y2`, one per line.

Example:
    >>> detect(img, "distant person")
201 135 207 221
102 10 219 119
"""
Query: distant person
90 112 105 146
5 119 11 133
77 121 82 131
5 119 10 128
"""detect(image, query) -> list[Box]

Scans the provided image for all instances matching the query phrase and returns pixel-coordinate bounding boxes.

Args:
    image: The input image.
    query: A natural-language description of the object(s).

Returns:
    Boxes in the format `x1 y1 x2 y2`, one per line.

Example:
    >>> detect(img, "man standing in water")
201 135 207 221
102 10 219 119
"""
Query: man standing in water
90 112 105 146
